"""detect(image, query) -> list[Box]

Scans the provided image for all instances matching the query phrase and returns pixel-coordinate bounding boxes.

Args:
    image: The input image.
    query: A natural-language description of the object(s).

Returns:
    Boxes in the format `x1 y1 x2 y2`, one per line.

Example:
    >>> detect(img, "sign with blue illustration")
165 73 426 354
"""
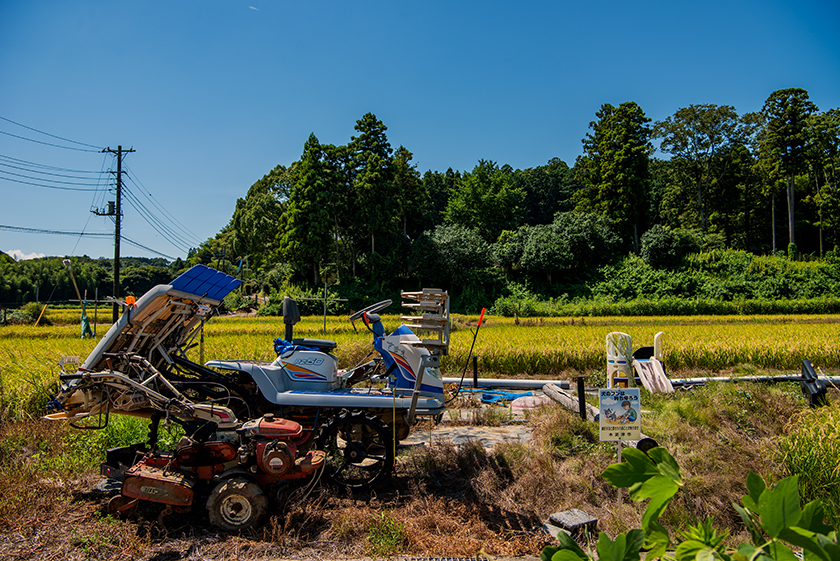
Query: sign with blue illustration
599 388 641 441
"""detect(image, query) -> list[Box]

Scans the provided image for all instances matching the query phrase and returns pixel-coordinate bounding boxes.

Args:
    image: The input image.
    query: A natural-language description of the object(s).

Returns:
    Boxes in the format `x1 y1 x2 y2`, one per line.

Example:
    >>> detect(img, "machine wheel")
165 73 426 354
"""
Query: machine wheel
206 478 268 532
316 411 394 493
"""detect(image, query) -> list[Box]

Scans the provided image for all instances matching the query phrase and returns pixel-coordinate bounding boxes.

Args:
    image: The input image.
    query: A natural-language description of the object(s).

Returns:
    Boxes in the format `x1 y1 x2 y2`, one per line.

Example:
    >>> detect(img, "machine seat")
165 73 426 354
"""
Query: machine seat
291 338 337 352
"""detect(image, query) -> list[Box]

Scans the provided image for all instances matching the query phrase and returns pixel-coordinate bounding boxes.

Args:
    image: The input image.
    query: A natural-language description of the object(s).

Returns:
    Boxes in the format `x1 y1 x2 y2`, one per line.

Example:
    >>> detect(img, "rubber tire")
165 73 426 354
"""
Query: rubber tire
316 411 394 493
206 478 268 532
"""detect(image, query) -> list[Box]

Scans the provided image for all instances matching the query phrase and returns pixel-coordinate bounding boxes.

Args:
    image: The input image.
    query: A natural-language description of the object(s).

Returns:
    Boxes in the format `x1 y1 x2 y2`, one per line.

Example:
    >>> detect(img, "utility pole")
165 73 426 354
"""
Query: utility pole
99 145 135 322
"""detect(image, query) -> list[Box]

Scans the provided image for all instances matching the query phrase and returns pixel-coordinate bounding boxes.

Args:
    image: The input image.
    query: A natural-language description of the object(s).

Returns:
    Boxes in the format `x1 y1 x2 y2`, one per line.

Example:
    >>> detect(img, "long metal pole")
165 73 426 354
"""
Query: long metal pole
112 145 122 323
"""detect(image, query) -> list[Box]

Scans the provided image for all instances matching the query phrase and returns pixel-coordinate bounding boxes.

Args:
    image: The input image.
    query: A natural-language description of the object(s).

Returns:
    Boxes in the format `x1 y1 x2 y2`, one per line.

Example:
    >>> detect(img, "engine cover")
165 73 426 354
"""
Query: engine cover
122 462 195 507
240 414 303 439
257 440 295 476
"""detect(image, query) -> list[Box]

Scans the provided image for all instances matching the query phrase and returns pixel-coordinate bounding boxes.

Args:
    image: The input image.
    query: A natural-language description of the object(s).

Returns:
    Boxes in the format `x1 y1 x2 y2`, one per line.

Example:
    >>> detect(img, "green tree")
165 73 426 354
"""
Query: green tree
805 109 840 253
515 157 579 226
654 104 757 233
574 102 652 252
393 146 430 239
278 134 335 283
348 113 399 265
230 164 290 272
444 160 525 243
760 88 818 254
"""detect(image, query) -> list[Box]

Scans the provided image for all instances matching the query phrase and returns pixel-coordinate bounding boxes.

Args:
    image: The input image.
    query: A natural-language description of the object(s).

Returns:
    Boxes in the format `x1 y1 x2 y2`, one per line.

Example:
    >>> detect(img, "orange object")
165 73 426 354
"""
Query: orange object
125 295 136 305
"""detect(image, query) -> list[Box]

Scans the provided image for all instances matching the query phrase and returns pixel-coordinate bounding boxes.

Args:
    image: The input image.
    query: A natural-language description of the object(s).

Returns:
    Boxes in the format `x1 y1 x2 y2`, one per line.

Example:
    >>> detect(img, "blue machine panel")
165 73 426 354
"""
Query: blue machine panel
170 265 242 301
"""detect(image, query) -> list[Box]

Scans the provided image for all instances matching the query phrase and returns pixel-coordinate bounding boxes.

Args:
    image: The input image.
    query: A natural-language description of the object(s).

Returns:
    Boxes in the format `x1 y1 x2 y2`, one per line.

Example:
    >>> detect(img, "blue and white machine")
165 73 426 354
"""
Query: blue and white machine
47 266 451 491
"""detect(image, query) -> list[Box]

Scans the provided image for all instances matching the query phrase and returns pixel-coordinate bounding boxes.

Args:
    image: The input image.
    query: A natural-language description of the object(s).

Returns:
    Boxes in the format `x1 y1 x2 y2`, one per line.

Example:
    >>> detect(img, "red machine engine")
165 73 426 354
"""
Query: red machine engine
113 413 325 531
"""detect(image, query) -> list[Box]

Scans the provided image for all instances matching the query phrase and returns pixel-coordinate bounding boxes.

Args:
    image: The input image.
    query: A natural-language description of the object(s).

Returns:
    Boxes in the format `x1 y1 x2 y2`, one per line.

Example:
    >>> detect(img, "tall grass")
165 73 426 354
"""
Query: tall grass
3 313 840 421
780 403 840 528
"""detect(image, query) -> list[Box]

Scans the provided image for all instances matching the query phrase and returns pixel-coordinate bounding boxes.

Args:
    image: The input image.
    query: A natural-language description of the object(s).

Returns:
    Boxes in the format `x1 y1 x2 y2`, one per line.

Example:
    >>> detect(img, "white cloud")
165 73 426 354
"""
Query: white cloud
249 5 258 10
5 249 46 261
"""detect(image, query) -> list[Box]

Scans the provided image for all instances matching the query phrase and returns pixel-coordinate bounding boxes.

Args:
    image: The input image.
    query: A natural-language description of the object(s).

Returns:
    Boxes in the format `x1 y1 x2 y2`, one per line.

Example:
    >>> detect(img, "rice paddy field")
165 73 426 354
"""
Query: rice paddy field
3 308 840 421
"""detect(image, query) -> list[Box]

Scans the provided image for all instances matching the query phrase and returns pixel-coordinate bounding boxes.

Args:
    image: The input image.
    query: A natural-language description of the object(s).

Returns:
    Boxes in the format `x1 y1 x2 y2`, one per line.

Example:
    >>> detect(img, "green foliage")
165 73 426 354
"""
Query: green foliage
574 101 652 251
365 511 406 557
444 160 525 243
780 405 840 528
640 226 699 269
541 447 838 561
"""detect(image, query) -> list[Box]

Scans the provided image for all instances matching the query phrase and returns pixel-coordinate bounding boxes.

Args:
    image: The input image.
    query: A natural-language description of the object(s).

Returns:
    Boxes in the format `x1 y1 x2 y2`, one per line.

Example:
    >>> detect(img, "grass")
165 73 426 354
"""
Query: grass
2 311 840 557
780 401 840 528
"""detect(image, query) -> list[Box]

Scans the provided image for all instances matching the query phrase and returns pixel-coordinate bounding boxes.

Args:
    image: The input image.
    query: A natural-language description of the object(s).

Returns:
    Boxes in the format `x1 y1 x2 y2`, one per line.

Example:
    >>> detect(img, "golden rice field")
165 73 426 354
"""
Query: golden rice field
2 309 840 420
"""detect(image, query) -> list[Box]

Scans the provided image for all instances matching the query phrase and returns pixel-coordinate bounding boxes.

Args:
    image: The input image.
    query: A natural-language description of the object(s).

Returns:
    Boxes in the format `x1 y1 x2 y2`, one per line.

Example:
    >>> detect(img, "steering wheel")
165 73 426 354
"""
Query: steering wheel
349 299 392 322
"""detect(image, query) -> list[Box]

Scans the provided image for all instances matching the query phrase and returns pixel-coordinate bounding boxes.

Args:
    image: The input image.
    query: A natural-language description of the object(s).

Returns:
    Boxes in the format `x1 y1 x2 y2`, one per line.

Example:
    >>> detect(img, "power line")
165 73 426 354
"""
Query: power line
122 184 193 252
121 236 176 260
0 224 111 237
0 170 104 191
0 160 110 181
1 224 178 260
0 129 100 152
123 165 204 246
0 115 102 150
0 153 105 174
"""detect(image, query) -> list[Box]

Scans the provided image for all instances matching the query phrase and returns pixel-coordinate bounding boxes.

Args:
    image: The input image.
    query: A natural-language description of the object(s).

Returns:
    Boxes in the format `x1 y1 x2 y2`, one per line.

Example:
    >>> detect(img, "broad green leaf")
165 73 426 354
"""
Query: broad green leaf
766 541 801 561
595 530 644 561
541 546 562 561
555 530 589 559
648 447 682 484
630 475 679 528
733 503 764 546
778 527 829 561
624 529 646 561
758 476 802 538
799 501 834 535
551 550 591 561
696 547 724 561
602 448 660 489
745 471 766 507
644 521 670 560
814 534 840 560
675 539 707 561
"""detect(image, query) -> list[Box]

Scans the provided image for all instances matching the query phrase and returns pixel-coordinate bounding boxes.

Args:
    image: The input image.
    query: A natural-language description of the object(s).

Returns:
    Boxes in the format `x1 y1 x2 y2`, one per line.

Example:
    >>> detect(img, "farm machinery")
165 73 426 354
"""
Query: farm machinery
45 265 451 529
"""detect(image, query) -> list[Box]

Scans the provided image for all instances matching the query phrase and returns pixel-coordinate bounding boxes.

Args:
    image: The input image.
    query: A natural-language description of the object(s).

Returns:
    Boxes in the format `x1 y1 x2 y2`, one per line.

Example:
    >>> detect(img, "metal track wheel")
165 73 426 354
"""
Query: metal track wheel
206 478 268 531
316 411 394 492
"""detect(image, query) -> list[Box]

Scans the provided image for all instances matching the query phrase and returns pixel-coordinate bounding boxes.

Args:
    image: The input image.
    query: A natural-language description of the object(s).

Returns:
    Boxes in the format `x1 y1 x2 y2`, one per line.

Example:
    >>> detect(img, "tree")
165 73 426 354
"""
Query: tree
230 165 290 272
760 88 818 254
574 102 652 252
444 160 525 243
393 146 430 239
805 109 840 253
514 157 578 226
278 134 335 283
347 113 399 270
654 104 756 233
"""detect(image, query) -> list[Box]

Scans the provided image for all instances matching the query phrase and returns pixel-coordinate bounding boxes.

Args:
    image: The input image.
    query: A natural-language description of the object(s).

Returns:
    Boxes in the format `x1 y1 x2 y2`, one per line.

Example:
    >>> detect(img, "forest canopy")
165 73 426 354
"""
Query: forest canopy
3 88 839 315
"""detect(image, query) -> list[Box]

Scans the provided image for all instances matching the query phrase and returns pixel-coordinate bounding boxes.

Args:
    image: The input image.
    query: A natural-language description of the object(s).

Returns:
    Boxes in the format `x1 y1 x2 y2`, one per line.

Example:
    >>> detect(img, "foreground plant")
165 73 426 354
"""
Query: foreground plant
541 446 838 561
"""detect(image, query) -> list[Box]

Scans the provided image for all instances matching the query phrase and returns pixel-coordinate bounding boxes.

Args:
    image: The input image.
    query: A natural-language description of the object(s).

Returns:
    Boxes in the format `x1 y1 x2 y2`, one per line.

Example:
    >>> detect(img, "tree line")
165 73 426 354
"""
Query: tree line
2 88 838 314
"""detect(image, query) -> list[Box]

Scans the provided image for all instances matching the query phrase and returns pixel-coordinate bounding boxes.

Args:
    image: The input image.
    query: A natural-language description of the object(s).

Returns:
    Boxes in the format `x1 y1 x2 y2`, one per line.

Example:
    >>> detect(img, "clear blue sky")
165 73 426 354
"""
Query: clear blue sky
2 0 838 261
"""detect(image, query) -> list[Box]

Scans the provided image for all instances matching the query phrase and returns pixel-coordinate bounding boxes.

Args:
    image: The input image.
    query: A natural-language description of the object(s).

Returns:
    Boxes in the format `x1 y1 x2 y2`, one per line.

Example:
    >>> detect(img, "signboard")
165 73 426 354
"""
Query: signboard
599 388 641 441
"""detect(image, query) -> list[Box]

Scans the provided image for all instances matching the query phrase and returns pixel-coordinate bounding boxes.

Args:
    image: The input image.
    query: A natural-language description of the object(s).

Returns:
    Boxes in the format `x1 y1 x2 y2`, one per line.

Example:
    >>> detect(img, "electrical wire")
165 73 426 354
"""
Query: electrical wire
0 160 109 181
0 224 111 237
121 235 176 260
121 186 192 253
0 153 104 174
0 171 103 191
0 115 103 150
124 165 204 246
0 129 100 152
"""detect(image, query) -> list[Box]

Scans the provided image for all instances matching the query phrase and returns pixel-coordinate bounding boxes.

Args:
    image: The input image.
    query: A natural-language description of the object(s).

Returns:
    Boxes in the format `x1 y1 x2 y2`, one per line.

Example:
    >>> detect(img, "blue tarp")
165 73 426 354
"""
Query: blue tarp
459 388 533 404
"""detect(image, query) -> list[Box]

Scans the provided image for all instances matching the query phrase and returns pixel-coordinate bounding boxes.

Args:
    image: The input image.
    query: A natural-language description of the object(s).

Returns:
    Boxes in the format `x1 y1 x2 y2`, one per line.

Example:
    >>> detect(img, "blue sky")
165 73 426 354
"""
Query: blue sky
1 0 838 261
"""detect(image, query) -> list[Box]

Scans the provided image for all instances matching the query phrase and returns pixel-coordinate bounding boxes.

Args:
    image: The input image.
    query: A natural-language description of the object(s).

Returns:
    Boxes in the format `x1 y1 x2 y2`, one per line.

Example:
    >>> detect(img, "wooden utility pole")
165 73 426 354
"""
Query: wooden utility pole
101 145 135 322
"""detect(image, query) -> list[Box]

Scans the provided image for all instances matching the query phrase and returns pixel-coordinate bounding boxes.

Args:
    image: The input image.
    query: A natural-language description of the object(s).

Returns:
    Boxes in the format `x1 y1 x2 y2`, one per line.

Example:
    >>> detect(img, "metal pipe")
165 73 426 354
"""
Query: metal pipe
442 377 570 390
669 375 840 387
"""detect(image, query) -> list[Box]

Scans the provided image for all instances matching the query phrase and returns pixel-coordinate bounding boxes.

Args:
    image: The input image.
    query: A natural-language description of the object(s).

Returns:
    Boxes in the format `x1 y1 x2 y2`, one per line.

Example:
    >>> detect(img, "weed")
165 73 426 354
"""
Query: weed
366 511 406 558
